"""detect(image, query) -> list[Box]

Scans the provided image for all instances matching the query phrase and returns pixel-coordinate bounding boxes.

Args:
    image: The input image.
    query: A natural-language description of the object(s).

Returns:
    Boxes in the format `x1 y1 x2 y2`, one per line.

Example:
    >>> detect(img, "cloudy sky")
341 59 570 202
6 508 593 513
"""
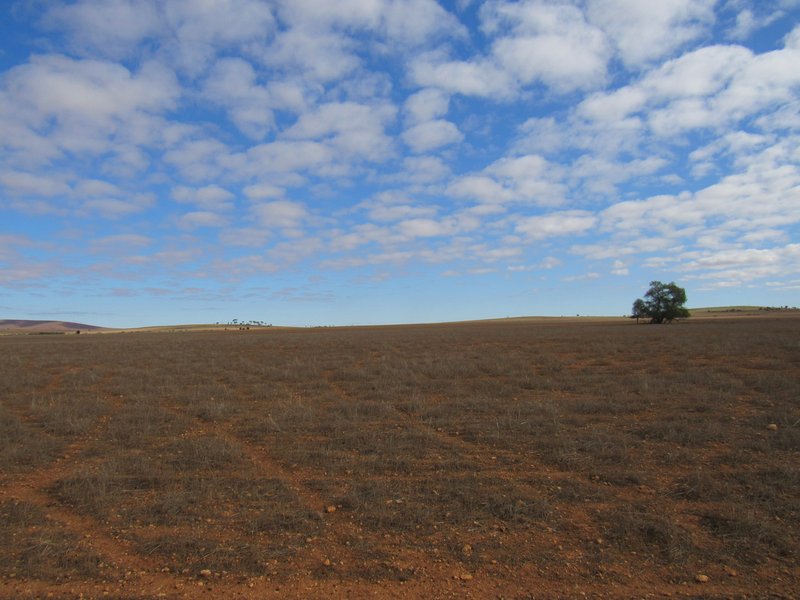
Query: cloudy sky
1 0 799 327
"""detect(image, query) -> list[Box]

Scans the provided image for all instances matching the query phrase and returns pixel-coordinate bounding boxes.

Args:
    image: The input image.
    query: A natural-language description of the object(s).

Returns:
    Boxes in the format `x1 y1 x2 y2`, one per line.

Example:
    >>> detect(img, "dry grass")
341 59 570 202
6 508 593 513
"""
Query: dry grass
1 316 799 596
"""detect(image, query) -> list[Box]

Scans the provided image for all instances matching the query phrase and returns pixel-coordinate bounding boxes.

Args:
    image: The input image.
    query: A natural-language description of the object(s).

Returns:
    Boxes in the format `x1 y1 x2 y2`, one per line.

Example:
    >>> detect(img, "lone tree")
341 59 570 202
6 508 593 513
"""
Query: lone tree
632 281 690 324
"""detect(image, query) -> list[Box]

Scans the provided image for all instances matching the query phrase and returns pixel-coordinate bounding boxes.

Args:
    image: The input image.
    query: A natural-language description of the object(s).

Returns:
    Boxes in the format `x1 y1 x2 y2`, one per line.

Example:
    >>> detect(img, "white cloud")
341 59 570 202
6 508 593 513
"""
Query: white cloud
447 175 515 205
404 88 450 124
397 218 450 238
516 210 598 240
402 120 464 153
163 137 231 182
361 192 438 222
563 271 601 282
218 227 271 248
263 27 361 83
514 117 573 154
400 155 451 184
539 256 562 269
164 0 276 74
275 0 384 29
786 24 800 49
243 183 284 200
586 0 717 66
90 234 152 253
329 223 390 252
394 212 480 241
446 154 566 212
411 54 516 99
485 0 611 92
252 200 309 229
581 137 800 277
0 170 70 197
283 101 397 160
82 196 153 219
601 157 800 242
0 54 179 167
0 245 55 284
203 58 274 139
42 0 163 60
6 55 178 119
611 259 629 276
275 0 464 46
726 5 786 41
576 40 800 144
382 0 466 45
213 255 279 278
710 45 800 125
44 0 276 74
680 244 800 284
178 210 230 229
569 155 668 196
238 141 334 181
578 45 753 125
74 179 121 198
728 8 758 40
172 185 235 211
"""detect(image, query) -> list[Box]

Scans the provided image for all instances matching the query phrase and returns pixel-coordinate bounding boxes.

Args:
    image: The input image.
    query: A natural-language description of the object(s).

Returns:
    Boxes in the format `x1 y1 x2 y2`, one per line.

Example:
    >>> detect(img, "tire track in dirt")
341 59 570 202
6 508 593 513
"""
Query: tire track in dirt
1 365 179 577
0 397 160 576
320 368 617 569
157 392 369 577
322 368 559 482
40 366 81 394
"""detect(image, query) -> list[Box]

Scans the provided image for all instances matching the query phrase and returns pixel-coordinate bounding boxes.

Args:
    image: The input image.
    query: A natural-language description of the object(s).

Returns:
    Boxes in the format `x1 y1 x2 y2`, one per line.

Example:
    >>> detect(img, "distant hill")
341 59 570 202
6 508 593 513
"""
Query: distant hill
689 306 799 317
0 319 107 333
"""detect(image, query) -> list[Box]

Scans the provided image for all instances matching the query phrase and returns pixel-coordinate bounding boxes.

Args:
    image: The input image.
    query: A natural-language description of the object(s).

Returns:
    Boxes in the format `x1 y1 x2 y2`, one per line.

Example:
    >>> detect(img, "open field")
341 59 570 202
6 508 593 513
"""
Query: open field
1 315 799 598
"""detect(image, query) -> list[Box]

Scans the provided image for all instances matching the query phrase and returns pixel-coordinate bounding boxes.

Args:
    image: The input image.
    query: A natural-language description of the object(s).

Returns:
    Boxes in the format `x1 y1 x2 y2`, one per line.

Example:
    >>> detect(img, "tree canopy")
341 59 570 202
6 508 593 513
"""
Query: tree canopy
632 281 690 324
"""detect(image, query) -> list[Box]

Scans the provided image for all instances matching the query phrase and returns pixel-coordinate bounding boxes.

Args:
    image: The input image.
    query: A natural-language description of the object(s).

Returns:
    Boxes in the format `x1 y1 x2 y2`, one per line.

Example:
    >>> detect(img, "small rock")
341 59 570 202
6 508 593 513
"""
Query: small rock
461 544 473 557
767 423 778 431
325 505 337 513
695 574 709 583
724 566 738 577
323 559 331 567
199 569 212 579
459 573 473 581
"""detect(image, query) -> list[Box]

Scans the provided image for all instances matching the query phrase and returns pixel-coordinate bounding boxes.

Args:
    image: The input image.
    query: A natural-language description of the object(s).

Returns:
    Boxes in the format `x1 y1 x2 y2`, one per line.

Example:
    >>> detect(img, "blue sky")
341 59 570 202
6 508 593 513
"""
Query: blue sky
1 0 799 327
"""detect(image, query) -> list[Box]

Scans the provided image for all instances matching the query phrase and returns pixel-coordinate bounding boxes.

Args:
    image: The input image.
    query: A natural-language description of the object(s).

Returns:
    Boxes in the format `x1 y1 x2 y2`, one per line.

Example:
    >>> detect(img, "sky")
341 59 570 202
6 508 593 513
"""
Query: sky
1 0 799 328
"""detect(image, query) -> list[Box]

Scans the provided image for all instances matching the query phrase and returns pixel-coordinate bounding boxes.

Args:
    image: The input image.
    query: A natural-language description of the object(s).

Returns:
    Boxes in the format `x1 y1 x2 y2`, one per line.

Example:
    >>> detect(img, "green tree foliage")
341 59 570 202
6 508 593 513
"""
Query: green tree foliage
632 281 690 324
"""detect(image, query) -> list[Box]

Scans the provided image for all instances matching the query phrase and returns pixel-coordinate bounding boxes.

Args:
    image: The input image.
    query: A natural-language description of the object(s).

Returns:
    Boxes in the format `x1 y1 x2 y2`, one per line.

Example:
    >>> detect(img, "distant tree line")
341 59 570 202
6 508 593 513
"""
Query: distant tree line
217 319 272 328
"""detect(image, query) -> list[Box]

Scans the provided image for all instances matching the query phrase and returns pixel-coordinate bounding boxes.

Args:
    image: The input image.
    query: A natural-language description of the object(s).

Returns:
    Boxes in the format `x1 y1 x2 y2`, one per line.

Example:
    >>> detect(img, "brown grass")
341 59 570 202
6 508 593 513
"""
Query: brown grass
1 316 799 597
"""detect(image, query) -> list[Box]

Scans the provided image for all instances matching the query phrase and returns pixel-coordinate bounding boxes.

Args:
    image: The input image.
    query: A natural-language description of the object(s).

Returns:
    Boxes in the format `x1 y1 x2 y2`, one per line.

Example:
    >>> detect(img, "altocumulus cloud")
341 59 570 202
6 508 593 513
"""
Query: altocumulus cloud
1 0 799 326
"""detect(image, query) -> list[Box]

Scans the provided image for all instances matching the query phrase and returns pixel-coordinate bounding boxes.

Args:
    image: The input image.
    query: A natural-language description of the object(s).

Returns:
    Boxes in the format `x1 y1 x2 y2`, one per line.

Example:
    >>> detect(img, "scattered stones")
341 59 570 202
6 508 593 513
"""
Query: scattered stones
767 423 779 431
695 574 709 583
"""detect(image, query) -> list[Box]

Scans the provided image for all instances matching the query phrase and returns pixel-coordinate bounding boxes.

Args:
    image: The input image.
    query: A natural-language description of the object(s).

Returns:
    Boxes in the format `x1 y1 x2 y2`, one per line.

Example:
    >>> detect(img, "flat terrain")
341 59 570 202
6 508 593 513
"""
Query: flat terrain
1 316 798 598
